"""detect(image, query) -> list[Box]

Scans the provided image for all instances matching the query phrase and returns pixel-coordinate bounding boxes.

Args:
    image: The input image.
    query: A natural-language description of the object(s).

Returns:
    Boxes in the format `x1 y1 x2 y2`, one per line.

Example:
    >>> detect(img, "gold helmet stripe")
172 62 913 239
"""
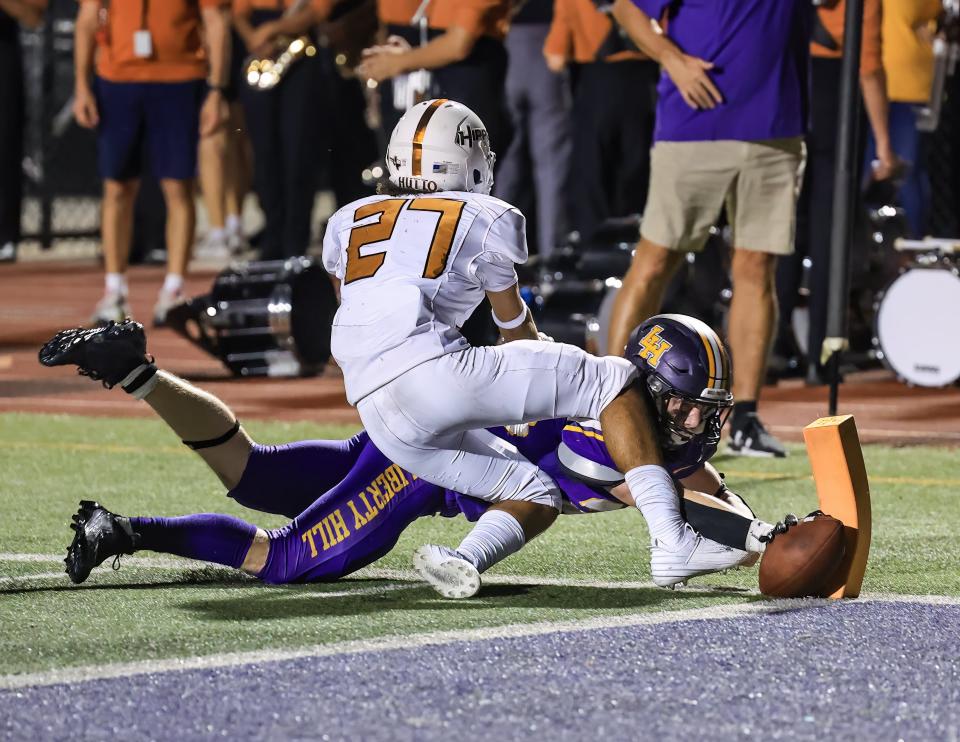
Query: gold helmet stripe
411 99 448 176
657 313 727 389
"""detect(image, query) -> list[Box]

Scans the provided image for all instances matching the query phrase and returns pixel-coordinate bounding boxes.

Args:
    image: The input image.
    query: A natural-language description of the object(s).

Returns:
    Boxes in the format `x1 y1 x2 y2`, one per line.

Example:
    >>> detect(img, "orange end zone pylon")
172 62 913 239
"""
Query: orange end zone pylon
803 415 872 598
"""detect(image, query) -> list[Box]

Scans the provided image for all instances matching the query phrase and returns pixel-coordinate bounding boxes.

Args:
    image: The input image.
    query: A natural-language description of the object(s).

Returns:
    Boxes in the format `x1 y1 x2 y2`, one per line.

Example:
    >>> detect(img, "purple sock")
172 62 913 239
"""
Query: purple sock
130 514 257 569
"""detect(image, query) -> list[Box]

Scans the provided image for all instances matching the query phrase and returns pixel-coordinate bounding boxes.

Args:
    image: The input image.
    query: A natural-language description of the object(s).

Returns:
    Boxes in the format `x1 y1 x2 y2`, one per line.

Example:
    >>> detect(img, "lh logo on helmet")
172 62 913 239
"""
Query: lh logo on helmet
637 325 673 368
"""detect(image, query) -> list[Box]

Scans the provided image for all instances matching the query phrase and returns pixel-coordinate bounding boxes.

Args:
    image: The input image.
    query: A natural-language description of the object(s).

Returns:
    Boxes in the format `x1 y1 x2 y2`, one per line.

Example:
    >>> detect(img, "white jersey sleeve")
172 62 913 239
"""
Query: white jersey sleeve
321 208 345 277
469 206 528 292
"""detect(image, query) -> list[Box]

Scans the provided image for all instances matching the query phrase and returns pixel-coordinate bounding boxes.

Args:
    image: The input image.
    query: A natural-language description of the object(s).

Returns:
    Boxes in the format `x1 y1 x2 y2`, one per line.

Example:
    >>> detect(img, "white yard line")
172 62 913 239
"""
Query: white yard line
3 592 953 691
4 553 960 604
0 600 825 691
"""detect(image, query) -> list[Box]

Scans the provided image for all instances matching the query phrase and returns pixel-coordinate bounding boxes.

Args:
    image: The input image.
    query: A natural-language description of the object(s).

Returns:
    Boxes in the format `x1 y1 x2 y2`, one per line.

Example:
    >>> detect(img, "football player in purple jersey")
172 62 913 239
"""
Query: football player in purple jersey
39 315 795 595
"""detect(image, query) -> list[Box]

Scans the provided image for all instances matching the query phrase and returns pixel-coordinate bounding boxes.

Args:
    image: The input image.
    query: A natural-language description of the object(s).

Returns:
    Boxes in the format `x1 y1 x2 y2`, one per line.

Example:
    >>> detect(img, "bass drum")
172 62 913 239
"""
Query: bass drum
874 260 960 386
168 257 338 377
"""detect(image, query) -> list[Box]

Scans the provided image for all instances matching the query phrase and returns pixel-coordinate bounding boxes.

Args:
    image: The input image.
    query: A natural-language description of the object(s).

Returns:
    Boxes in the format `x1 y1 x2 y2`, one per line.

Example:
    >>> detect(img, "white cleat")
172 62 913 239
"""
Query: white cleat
90 292 132 326
413 544 481 599
650 526 752 588
153 290 184 327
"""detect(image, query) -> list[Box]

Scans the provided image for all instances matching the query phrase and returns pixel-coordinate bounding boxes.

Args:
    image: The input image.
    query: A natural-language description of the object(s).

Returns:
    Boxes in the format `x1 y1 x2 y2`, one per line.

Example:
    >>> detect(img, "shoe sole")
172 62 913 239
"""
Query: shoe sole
65 510 97 584
412 546 481 599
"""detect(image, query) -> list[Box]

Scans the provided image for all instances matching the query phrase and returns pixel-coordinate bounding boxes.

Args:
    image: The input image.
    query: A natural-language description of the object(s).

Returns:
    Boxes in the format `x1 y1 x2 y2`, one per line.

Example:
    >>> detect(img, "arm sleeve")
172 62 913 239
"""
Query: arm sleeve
470 207 528 292
321 215 343 277
448 0 504 37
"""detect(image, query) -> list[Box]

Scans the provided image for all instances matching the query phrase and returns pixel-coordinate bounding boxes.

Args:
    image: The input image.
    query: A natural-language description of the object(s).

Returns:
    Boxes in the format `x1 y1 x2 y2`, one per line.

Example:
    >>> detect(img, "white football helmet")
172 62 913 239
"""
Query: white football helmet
385 99 496 195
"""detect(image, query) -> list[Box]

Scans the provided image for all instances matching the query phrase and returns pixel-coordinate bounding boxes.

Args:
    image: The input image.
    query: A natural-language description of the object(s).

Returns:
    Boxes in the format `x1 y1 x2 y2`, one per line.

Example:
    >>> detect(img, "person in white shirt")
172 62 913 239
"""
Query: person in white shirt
322 98 734 598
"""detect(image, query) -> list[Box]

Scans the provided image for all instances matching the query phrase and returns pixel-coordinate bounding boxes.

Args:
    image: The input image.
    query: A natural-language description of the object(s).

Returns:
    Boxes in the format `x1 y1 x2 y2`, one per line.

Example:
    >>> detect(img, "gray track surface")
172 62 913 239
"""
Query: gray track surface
3 601 959 741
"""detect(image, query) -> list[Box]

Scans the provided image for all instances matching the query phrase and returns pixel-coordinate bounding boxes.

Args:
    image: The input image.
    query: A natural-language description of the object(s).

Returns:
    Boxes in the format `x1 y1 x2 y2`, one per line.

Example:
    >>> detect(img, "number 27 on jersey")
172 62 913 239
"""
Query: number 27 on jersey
345 197 466 284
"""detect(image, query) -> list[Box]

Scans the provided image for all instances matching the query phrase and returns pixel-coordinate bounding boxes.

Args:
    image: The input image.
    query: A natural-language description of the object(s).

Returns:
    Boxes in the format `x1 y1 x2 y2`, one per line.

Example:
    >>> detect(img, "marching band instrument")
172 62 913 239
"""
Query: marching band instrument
245 34 317 90
244 0 318 91
874 239 960 387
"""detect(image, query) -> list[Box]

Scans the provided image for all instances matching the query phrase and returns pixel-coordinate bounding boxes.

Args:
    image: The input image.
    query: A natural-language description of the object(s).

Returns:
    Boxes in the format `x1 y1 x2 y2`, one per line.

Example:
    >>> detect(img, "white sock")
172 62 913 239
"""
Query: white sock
207 227 226 242
105 273 127 296
455 510 526 573
161 273 183 295
225 214 242 235
119 363 160 400
625 465 688 549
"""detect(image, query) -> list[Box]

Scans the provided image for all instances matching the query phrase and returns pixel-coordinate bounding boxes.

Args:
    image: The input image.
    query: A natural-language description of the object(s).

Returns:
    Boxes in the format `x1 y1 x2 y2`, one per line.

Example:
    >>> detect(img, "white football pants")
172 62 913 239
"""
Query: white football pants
356 341 637 510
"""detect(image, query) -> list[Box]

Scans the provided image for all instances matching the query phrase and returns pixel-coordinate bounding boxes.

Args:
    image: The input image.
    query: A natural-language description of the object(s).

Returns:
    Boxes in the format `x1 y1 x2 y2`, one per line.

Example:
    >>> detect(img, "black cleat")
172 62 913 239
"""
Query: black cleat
726 412 788 458
64 500 139 584
38 320 152 388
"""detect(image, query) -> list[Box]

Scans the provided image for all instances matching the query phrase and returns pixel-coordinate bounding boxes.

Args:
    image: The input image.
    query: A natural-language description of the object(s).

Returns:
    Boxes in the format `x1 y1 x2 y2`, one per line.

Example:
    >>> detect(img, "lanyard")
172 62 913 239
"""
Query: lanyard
140 0 149 30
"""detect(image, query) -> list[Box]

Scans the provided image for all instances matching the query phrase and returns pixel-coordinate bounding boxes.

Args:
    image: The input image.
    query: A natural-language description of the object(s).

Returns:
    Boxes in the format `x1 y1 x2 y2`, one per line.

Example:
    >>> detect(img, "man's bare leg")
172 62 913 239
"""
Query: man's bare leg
101 178 139 276
159 178 195 279
607 238 685 356
725 248 787 457
93 178 139 321
199 130 227 233
728 248 778 403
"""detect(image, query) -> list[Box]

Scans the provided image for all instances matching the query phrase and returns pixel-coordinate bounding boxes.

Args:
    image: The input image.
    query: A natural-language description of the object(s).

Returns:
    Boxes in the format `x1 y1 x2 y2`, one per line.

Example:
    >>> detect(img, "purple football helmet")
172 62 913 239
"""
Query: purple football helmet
624 314 734 448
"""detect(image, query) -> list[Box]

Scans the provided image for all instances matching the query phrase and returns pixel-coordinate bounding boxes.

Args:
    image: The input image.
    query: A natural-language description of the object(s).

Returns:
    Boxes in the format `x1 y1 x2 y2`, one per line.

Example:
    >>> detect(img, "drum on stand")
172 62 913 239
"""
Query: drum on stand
167 257 338 377
874 241 960 387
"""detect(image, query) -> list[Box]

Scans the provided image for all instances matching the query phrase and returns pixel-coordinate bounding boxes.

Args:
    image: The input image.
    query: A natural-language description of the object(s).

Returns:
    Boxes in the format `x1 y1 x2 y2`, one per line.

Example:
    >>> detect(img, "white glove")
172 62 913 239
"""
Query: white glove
505 423 530 437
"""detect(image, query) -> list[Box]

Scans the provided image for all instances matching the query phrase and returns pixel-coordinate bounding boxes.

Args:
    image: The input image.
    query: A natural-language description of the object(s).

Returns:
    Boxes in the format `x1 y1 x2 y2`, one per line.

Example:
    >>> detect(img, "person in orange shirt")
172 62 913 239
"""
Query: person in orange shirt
73 0 231 326
0 0 46 263
863 0 942 237
195 0 258 260
774 0 903 385
543 0 658 243
359 0 511 156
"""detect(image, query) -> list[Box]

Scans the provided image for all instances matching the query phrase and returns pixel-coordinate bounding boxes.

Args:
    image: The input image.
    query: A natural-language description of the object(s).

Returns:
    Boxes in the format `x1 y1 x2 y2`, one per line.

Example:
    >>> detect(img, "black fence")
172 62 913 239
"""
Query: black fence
20 0 100 248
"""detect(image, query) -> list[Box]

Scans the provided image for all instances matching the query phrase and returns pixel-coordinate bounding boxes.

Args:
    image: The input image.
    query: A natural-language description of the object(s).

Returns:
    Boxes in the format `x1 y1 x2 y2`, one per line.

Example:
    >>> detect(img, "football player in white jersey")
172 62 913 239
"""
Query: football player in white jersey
322 99 734 598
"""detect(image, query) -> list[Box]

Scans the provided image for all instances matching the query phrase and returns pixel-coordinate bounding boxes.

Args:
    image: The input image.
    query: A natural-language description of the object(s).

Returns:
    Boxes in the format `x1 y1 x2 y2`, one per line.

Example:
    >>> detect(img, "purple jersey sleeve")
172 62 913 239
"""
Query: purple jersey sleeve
560 420 713 482
560 421 621 475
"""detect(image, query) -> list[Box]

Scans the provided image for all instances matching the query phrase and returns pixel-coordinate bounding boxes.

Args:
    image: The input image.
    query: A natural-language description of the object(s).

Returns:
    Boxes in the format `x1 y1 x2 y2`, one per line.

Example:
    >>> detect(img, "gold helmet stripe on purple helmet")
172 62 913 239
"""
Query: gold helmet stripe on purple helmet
655 313 730 393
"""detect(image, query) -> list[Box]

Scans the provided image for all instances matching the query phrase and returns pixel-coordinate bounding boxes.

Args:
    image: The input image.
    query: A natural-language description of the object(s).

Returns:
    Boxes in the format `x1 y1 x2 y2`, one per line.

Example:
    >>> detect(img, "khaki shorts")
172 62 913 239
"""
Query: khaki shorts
641 137 806 256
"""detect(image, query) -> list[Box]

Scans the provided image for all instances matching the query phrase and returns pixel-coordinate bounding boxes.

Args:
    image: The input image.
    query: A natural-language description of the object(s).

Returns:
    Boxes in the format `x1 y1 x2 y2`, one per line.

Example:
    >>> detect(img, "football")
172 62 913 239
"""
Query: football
759 513 846 598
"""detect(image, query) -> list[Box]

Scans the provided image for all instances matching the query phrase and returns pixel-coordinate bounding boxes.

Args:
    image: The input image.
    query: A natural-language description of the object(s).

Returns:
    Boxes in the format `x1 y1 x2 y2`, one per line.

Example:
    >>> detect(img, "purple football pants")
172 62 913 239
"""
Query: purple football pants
133 433 449 583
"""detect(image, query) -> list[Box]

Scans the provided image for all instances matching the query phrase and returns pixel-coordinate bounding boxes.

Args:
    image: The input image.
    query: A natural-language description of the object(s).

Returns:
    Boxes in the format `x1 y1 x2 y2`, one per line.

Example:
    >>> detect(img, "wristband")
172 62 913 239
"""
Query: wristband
491 305 528 330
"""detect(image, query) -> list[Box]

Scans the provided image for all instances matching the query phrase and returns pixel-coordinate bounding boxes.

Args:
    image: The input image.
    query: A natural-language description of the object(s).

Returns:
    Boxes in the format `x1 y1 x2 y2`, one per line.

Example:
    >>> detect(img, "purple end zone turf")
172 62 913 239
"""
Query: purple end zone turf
2 601 958 740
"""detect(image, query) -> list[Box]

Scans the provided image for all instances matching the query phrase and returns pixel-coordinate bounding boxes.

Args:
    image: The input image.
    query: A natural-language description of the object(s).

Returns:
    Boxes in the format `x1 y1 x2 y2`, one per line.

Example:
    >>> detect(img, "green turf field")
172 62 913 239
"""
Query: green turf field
1 411 958 678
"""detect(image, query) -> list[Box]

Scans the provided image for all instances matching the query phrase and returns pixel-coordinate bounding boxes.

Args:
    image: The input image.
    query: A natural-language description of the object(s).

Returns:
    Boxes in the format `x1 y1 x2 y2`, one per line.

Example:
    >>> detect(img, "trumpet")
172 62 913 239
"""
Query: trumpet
245 35 318 91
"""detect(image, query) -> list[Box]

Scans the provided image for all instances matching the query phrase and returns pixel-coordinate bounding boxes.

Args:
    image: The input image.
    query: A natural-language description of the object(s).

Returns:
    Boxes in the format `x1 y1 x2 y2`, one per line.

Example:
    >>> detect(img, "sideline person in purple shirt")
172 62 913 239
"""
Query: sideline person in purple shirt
605 0 812 459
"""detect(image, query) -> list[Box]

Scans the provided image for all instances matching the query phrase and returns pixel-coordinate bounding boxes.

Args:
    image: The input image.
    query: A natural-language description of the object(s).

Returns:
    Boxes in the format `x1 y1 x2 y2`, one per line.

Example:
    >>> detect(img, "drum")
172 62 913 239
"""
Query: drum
167 257 338 378
874 257 960 387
